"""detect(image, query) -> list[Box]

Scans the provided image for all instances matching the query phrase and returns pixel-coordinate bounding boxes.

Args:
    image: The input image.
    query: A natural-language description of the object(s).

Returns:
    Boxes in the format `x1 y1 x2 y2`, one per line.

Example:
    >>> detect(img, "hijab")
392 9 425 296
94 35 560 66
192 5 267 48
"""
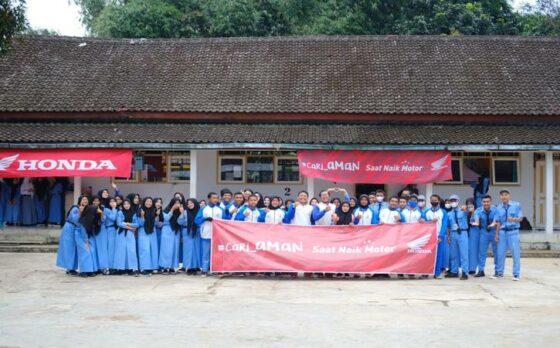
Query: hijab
34 178 49 200
165 198 182 233
268 196 281 210
186 198 200 236
126 193 140 213
80 204 101 237
255 192 265 209
7 179 19 200
358 194 369 209
154 198 164 223
98 189 111 208
335 201 353 225
140 197 157 234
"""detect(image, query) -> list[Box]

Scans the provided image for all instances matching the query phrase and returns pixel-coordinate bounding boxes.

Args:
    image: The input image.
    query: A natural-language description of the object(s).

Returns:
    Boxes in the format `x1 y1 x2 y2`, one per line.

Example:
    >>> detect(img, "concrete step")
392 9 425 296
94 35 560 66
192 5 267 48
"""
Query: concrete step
0 244 58 253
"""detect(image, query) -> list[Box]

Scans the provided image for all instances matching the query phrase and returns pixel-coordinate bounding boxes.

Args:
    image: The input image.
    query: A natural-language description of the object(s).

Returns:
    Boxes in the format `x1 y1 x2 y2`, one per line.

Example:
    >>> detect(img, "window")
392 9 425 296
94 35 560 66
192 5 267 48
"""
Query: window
276 157 300 183
114 157 139 182
247 156 274 183
219 157 245 183
493 158 519 184
442 158 463 184
169 154 190 182
141 152 167 182
463 157 491 184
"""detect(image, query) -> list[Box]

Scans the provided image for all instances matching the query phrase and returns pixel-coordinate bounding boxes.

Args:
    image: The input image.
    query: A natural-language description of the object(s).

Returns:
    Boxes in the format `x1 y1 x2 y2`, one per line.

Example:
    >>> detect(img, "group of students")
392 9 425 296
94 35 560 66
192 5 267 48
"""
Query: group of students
54 185 523 281
0 178 68 228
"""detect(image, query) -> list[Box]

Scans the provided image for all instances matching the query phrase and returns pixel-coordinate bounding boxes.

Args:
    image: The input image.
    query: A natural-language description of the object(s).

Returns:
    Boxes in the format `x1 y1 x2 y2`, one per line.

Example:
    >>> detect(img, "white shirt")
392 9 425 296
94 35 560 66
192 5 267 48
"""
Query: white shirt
315 202 336 225
401 208 422 223
265 209 285 224
352 207 375 225
199 205 224 239
20 178 34 196
292 204 314 226
379 208 401 224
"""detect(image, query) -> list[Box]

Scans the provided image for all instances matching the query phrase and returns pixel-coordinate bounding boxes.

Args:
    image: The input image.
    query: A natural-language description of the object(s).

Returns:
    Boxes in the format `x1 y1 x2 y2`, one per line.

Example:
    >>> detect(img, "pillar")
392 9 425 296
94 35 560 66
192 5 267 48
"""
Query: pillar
545 151 554 234
73 176 82 204
425 183 433 200
190 150 198 199
307 176 315 199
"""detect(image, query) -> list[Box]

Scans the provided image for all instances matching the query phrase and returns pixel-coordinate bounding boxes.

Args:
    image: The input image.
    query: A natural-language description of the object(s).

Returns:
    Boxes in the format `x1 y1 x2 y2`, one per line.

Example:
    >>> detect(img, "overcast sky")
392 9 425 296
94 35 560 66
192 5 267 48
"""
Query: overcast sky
26 0 537 37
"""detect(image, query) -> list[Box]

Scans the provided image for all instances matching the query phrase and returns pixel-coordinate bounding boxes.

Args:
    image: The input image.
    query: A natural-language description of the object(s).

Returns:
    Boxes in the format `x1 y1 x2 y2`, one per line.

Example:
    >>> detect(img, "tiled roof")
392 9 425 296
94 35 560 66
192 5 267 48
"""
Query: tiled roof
0 35 559 116
0 122 558 146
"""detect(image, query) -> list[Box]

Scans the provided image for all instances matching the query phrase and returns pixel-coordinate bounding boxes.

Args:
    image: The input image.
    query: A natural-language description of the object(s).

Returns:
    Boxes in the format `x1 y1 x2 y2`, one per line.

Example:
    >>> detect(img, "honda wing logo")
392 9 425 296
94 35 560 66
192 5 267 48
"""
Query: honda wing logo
430 154 449 171
407 234 432 254
0 154 19 171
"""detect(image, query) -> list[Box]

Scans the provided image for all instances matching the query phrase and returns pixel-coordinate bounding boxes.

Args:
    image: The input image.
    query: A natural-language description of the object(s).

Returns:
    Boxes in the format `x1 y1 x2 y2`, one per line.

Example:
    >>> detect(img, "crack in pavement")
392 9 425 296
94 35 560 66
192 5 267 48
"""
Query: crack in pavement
478 284 505 304
391 298 486 307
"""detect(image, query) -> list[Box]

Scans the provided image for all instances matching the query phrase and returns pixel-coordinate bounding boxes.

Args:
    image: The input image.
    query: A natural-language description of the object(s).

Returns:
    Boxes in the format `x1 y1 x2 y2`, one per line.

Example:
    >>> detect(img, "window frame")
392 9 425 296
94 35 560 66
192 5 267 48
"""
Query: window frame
167 153 191 183
437 157 463 185
492 157 521 185
218 155 246 184
275 156 302 184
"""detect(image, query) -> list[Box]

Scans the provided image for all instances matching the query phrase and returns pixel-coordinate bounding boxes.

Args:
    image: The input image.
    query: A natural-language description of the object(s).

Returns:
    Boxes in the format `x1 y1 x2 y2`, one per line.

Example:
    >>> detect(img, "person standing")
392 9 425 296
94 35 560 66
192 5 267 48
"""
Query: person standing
194 192 225 277
55 196 86 275
137 197 160 275
282 191 314 225
114 199 140 276
77 202 101 277
181 198 202 275
471 194 500 278
378 196 403 225
401 195 422 223
48 178 66 225
494 189 523 281
370 189 389 215
423 195 449 279
159 198 183 274
3 179 20 225
234 195 266 222
19 177 37 226
446 194 469 280
352 194 379 225
103 197 119 273
263 196 285 224
312 189 337 226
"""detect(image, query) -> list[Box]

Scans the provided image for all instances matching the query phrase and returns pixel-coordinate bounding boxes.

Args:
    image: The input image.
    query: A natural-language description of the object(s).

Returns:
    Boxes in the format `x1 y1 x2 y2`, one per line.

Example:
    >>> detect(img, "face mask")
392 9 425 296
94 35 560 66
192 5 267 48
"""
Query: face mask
431 202 439 208
451 202 459 208
409 201 417 208
376 196 384 203
444 203 451 209
418 201 425 208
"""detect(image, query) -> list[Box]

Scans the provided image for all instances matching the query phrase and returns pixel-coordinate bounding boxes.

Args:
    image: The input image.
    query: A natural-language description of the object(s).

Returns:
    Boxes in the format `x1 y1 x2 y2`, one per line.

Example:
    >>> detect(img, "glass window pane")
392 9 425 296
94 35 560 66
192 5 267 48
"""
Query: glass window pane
220 158 244 182
141 154 166 182
169 155 190 181
494 160 518 183
277 158 300 182
463 158 490 184
451 159 461 182
247 156 273 183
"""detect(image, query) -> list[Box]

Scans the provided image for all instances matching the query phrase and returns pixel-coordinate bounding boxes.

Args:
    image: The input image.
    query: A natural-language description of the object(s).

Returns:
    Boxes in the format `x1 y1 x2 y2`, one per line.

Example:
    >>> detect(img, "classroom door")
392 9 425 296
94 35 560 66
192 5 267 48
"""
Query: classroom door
535 160 560 229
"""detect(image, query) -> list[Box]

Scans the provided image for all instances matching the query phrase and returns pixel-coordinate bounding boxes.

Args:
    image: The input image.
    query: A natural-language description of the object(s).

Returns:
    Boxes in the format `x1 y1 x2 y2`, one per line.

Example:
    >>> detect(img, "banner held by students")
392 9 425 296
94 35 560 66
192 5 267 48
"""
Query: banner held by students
297 150 452 184
211 220 438 274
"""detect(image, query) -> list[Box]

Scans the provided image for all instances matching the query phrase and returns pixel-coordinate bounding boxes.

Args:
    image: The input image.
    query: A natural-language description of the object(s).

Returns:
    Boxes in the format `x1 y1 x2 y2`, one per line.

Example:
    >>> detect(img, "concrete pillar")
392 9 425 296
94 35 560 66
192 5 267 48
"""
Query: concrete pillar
73 176 82 204
190 150 198 200
425 183 433 200
545 151 554 234
307 176 315 199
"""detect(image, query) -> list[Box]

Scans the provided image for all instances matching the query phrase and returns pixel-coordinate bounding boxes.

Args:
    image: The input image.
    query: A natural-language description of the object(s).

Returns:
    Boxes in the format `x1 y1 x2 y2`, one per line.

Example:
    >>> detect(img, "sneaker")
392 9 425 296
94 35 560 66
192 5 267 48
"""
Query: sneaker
474 271 485 278
513 276 520 281
435 274 443 279
444 272 459 278
460 273 468 280
490 274 503 279
201 272 208 278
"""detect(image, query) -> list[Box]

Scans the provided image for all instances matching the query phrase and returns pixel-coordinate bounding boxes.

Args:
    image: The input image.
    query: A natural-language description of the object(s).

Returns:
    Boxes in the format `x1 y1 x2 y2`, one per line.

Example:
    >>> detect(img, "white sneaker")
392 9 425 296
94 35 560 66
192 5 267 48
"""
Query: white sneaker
490 274 503 279
513 276 520 281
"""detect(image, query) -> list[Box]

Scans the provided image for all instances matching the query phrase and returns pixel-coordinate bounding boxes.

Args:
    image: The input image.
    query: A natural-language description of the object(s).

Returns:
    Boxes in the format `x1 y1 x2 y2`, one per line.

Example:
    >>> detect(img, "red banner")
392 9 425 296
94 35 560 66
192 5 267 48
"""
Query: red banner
211 220 438 274
0 149 132 178
297 150 452 184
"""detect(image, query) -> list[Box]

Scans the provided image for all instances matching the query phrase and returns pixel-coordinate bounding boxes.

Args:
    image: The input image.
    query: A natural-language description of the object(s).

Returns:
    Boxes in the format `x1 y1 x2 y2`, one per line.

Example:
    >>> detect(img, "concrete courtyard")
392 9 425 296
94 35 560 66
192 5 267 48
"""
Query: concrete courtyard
0 253 559 348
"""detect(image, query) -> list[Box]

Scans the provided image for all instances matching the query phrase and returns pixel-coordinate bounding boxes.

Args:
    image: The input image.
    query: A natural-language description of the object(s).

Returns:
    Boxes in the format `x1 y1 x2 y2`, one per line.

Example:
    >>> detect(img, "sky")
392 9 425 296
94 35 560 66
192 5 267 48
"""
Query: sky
25 0 537 37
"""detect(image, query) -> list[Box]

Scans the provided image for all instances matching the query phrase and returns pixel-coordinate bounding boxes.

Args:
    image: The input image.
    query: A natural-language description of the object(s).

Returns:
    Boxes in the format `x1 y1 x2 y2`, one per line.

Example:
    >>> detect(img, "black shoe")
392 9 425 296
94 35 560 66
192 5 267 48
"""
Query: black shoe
66 270 78 276
87 272 96 277
468 271 476 275
461 274 468 280
133 270 140 277
474 271 485 278
445 272 459 278
79 273 88 278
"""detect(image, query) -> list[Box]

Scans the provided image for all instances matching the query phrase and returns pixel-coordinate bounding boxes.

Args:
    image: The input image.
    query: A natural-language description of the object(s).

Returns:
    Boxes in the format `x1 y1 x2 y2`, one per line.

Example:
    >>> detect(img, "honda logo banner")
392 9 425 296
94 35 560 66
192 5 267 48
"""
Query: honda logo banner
0 149 132 178
297 150 452 184
211 220 438 274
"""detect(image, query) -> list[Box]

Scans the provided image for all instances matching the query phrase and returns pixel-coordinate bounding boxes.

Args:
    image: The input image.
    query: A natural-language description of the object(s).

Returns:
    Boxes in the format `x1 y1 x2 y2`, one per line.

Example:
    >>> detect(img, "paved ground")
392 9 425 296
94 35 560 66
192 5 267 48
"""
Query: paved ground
0 254 559 348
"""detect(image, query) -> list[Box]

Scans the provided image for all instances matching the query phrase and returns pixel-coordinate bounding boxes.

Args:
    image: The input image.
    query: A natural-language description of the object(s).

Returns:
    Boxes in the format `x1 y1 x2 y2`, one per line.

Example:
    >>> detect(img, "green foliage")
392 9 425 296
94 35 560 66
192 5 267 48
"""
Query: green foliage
0 0 27 53
73 0 560 38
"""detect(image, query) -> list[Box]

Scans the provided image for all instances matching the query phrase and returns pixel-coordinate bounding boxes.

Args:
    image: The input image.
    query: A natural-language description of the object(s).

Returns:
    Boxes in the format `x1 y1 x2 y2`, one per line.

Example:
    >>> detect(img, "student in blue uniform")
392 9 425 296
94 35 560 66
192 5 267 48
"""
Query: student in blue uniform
181 198 202 275
0 179 6 228
471 194 499 278
401 195 423 223
56 195 87 275
235 194 266 222
494 189 523 281
103 197 118 273
159 197 183 274
472 176 489 209
445 194 470 280
352 194 379 225
33 178 50 225
225 192 245 220
370 189 389 215
153 198 164 250
465 198 479 275
19 178 37 226
422 194 449 279
47 178 66 225
219 189 233 212
114 199 140 276
77 202 101 277
127 193 142 213
3 178 20 225
89 196 108 275
137 197 160 275
283 191 314 226
263 196 285 224
194 192 225 277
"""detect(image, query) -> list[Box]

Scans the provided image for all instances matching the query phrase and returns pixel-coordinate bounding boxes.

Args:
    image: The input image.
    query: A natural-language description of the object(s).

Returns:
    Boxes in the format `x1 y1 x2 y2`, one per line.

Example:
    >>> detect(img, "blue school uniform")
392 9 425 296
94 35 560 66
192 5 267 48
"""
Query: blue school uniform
103 207 118 269
158 211 181 269
422 207 449 277
496 201 523 278
114 211 139 271
467 211 479 273
48 182 64 224
180 214 202 269
137 214 160 271
474 206 499 274
94 209 111 271
0 180 6 227
234 206 266 222
75 224 98 273
370 201 389 215
195 204 225 273
352 206 379 225
3 182 20 224
55 206 79 271
448 207 469 275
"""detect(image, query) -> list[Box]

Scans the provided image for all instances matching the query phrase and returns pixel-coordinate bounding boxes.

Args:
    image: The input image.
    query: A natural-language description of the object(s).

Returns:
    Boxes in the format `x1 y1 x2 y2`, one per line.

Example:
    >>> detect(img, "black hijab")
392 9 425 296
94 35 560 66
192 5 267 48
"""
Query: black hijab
6 179 19 200
165 198 182 233
186 198 200 236
126 193 140 213
80 204 101 237
154 198 164 223
335 202 353 225
358 194 369 209
34 178 49 201
268 196 281 210
255 193 265 208
119 199 135 235
98 189 111 208
140 197 156 234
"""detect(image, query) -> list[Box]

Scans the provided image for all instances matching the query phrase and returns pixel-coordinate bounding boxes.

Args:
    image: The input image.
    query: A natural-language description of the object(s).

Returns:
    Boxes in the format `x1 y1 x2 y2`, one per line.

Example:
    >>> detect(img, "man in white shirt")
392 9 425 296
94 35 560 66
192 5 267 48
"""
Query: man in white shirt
379 196 404 224
283 191 313 226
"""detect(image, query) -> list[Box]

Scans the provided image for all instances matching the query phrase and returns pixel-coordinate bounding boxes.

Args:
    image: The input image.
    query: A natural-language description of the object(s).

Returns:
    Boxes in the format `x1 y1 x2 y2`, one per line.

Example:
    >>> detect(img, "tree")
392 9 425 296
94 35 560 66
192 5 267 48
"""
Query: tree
0 0 27 54
519 0 560 36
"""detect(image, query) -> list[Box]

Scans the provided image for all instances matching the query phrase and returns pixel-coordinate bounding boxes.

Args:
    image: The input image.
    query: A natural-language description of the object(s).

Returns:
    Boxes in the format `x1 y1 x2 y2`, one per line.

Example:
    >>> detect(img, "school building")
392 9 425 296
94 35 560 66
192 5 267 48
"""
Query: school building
0 35 559 232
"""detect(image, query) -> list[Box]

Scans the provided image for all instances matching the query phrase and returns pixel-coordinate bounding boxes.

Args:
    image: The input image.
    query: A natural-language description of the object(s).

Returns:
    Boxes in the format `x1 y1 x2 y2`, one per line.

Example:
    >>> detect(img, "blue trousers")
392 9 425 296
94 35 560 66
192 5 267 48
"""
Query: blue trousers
201 238 211 273
468 227 480 272
450 231 469 274
478 229 498 273
435 239 445 277
497 230 521 277
441 239 450 269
